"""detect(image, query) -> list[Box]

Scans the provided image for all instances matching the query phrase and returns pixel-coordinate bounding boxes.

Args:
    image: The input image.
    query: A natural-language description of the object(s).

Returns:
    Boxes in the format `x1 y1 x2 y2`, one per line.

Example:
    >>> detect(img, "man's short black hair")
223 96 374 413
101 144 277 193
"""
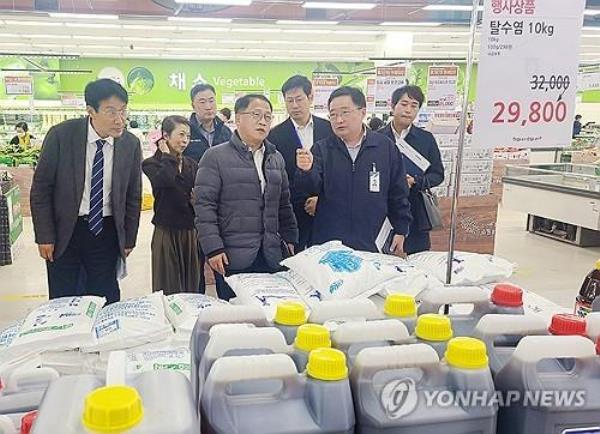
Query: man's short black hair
575 114 582 120
392 85 425 108
15 121 28 132
234 94 273 113
190 83 216 102
220 107 232 120
281 75 312 97
328 86 366 109
84 79 128 112
129 120 139 129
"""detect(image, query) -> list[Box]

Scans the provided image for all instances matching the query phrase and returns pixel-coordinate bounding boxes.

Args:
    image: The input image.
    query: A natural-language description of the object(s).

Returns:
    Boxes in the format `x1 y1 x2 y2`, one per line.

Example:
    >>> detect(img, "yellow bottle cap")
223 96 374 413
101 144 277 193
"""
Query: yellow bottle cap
307 348 348 381
274 301 307 326
294 324 331 352
384 294 417 318
82 386 144 433
445 337 489 370
595 259 600 270
415 314 453 342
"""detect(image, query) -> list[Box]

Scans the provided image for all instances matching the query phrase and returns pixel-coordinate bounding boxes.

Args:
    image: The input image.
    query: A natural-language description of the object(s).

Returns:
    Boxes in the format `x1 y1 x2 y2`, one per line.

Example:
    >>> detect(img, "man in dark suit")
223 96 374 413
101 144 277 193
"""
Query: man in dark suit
30 79 142 304
380 85 445 255
268 75 333 250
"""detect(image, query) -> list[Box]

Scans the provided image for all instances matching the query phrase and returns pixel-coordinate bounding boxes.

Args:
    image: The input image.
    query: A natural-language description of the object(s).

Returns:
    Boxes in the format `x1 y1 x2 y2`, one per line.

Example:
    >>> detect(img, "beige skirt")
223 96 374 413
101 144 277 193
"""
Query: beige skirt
151 225 201 295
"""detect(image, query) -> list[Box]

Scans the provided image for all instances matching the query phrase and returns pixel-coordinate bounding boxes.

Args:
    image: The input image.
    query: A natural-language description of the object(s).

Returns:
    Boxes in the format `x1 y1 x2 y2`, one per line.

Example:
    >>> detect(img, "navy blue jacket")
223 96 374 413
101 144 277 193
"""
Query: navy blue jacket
295 129 412 252
183 114 232 163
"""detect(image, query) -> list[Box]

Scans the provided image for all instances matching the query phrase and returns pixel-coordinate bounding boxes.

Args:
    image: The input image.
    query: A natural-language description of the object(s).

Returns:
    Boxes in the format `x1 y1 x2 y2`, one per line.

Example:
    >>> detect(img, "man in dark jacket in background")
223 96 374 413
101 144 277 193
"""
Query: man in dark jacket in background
268 75 333 250
184 83 232 294
380 85 445 254
194 94 298 300
295 86 411 255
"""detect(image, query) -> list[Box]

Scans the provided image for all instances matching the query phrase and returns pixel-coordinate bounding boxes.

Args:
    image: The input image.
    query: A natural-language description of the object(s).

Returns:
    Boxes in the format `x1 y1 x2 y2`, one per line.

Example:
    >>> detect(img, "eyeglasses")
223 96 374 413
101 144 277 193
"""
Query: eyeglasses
100 108 128 120
328 108 361 121
239 111 273 123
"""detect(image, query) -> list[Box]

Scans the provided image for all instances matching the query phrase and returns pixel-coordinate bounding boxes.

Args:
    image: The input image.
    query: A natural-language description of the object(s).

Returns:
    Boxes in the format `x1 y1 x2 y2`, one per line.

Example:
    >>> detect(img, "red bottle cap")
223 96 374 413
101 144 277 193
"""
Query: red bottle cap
491 284 523 307
548 314 587 336
20 411 37 434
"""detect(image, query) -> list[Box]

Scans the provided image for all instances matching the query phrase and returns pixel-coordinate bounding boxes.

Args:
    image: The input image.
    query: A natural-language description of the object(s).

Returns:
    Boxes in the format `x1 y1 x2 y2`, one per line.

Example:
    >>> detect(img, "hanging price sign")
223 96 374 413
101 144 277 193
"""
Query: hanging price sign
473 0 586 148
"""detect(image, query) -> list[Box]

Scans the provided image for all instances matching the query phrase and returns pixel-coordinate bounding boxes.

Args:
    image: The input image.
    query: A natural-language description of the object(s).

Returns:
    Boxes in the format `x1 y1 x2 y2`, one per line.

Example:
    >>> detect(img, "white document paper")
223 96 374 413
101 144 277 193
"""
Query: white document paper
395 139 431 173
376 218 394 253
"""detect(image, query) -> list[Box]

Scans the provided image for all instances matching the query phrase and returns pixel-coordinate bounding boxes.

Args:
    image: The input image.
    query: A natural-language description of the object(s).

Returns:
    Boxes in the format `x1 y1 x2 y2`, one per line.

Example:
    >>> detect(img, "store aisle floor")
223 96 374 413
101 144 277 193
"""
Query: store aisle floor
1 206 597 328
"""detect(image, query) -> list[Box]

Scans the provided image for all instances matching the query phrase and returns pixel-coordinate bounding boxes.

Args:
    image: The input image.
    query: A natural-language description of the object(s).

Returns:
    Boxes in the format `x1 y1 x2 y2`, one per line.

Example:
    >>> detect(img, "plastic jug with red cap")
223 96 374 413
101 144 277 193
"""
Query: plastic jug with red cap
575 259 600 317
495 335 600 434
489 284 524 315
540 314 587 373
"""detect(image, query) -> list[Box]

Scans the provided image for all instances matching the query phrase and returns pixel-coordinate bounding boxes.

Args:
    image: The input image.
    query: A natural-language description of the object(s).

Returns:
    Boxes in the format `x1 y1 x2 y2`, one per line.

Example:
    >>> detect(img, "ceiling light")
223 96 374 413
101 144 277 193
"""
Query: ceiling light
583 26 600 31
28 34 72 39
335 29 382 35
422 5 483 12
174 0 252 5
282 29 333 34
277 20 338 25
380 22 443 27
178 38 219 43
65 23 121 29
0 33 20 38
584 9 600 16
128 37 171 42
302 1 376 10
231 27 282 33
582 34 600 38
49 13 119 20
167 16 232 23
73 35 122 41
177 26 230 32
4 20 63 26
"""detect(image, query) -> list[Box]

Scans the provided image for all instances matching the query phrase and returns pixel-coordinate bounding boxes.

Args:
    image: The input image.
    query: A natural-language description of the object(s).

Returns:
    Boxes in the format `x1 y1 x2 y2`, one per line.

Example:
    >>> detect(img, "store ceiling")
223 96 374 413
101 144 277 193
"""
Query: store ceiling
0 0 598 62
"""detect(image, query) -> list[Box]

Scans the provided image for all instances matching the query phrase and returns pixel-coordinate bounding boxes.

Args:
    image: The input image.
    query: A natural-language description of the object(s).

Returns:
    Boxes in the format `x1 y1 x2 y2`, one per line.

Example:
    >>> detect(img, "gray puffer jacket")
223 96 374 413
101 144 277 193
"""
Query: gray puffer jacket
193 132 299 271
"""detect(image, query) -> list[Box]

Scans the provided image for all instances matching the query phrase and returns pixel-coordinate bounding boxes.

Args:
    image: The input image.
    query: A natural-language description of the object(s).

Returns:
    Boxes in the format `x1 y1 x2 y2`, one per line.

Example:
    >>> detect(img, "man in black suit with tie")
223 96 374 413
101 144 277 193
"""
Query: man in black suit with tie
30 79 142 303
268 75 333 250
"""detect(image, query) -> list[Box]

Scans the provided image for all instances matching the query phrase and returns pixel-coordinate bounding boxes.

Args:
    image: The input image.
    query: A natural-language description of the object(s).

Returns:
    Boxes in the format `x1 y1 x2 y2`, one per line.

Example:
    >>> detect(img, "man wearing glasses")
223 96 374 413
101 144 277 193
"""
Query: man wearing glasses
296 86 412 256
268 75 333 251
194 94 298 300
31 79 142 303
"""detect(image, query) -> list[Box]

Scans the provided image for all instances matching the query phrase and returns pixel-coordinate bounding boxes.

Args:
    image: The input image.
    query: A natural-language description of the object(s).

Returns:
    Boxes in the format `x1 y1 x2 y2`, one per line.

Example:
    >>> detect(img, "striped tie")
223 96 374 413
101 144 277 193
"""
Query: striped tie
88 139 105 236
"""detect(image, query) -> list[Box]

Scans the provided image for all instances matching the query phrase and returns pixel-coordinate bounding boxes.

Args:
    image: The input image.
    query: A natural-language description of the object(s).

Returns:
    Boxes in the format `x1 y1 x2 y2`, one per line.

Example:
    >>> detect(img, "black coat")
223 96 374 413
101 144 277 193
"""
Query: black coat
183 114 232 163
142 150 198 230
295 130 412 253
380 123 444 253
267 116 333 248
193 132 298 271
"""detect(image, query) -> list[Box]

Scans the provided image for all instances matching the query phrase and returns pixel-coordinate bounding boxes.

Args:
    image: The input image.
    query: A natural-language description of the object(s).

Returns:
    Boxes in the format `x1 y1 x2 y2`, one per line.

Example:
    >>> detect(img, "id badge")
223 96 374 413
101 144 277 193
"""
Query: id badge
369 170 380 193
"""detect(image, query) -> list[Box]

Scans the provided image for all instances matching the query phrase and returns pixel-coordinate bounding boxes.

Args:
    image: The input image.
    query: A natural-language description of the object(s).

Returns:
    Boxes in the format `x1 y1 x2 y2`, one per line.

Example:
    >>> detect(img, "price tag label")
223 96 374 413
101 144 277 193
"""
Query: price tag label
473 0 586 149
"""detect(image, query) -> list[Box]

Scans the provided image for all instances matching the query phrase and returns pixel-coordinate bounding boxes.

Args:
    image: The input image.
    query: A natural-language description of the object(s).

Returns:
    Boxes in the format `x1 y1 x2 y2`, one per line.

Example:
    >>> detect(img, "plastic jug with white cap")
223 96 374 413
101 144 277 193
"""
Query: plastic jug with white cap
414 314 454 359
473 314 548 376
291 324 332 372
30 351 198 434
495 335 600 434
190 305 269 405
332 319 412 368
382 294 418 334
201 349 355 434
307 299 382 330
272 301 308 345
0 367 58 415
418 286 494 337
351 339 497 433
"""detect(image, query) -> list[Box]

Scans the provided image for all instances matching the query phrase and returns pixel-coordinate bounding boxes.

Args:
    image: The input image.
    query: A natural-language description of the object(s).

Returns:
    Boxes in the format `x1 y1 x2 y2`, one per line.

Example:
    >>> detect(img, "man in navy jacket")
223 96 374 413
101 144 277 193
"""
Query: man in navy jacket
295 86 412 254
379 85 445 254
268 75 333 250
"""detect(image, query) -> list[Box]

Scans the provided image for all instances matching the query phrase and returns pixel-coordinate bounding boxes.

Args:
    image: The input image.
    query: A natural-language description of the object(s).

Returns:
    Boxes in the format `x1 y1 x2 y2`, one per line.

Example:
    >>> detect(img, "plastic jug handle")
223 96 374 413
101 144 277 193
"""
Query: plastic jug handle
354 343 439 371
0 415 17 434
204 328 290 360
106 351 127 386
308 299 382 324
475 314 548 337
3 368 59 395
419 287 490 310
512 335 596 363
207 353 297 384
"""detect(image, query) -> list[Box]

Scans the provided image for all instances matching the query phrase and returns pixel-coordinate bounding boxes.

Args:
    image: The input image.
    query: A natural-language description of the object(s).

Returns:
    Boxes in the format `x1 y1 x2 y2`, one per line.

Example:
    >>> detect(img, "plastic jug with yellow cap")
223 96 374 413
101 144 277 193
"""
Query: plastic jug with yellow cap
383 294 418 334
273 301 308 345
414 314 454 359
332 319 412 368
190 305 269 407
351 339 496 433
307 299 382 330
201 349 355 433
495 335 600 434
292 324 332 372
30 352 198 434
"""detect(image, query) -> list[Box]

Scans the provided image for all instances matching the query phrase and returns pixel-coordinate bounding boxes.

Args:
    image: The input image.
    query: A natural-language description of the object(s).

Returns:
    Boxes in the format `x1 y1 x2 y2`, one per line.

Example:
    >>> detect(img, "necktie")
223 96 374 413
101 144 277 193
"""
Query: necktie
88 139 105 236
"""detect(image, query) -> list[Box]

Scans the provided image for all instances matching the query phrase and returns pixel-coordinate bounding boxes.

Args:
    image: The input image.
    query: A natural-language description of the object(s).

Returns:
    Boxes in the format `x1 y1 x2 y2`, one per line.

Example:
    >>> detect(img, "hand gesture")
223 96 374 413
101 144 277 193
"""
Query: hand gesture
157 138 170 154
389 234 407 258
296 148 313 172
208 253 229 275
304 196 318 217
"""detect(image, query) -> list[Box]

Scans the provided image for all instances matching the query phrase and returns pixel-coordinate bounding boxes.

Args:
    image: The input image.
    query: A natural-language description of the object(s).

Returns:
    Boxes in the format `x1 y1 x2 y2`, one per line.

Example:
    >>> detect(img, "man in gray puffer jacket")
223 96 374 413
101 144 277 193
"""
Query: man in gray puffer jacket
193 94 298 300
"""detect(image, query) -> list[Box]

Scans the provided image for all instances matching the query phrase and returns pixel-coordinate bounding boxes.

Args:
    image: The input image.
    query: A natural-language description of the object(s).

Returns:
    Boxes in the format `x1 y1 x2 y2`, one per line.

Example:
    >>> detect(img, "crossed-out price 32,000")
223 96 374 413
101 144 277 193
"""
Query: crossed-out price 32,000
491 100 567 127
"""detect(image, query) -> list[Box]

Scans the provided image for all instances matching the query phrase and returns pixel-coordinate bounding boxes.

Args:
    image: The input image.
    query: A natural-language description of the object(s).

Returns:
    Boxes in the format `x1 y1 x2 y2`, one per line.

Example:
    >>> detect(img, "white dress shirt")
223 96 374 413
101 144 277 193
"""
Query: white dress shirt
291 116 314 150
79 120 114 217
343 127 368 162
391 122 411 142
252 145 266 194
